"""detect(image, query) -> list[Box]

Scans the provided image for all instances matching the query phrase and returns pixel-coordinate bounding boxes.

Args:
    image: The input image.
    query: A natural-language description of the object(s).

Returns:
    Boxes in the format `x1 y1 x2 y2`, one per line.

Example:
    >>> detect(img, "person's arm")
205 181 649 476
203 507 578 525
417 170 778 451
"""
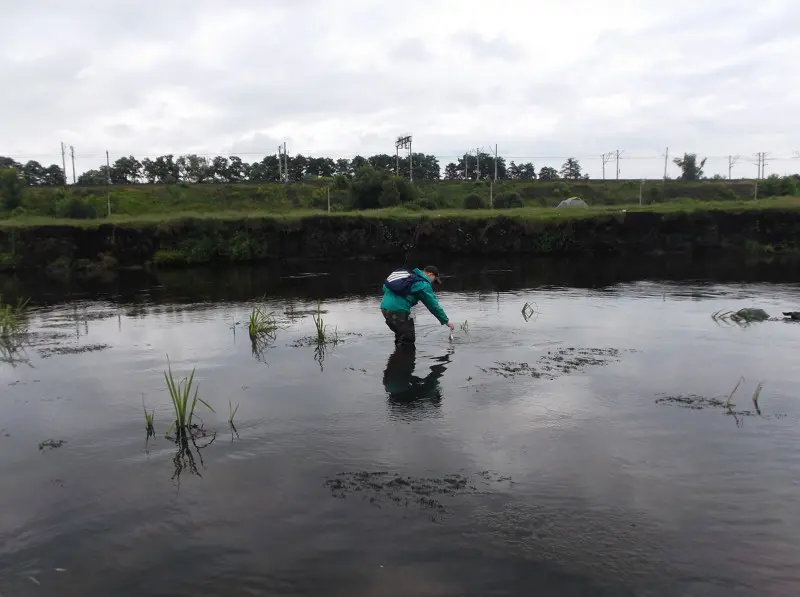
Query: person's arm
417 283 449 325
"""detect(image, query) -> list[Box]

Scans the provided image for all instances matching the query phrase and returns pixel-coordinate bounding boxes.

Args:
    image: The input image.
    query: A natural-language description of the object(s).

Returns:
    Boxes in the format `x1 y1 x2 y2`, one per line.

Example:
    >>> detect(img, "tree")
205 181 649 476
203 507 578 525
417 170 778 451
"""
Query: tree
559 158 585 180
673 152 706 180
0 168 25 210
538 166 559 180
443 163 460 180
110 156 142 184
508 161 536 180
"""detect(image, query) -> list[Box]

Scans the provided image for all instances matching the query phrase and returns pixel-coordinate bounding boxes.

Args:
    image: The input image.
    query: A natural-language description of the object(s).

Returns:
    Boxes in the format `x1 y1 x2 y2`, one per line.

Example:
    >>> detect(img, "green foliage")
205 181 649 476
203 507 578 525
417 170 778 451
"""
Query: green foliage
760 175 797 197
54 194 97 219
494 191 524 209
0 168 24 211
350 165 418 210
164 356 214 435
463 193 487 209
673 153 707 180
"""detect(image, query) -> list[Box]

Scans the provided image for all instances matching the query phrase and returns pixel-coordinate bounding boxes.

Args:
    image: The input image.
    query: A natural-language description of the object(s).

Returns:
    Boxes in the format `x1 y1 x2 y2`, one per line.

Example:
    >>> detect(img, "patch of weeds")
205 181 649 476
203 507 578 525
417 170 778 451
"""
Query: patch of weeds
142 394 155 439
247 299 278 342
481 347 625 380
164 355 214 436
323 470 515 519
711 307 773 326
37 343 110 358
39 439 66 451
655 377 783 423
521 301 539 322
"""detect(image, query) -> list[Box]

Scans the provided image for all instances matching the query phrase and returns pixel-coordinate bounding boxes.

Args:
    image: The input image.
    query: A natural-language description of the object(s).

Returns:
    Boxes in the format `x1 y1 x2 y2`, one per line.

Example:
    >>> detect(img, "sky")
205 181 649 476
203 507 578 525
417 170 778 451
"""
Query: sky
2 0 800 179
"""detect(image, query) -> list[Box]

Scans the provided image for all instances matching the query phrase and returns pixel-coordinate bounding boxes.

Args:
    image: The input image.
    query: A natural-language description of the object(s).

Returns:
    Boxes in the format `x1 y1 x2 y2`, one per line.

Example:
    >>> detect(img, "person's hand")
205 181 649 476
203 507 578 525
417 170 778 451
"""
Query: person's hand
446 321 454 330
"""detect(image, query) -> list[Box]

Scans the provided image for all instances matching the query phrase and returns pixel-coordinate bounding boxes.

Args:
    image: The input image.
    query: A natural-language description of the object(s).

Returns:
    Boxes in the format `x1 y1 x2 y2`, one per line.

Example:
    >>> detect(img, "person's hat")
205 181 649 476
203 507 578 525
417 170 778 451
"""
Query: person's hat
423 265 441 285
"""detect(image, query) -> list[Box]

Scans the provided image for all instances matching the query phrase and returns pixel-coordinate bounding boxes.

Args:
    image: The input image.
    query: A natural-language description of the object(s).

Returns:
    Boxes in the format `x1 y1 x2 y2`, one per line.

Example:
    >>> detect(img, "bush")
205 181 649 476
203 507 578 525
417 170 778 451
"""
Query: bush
0 168 24 211
761 175 798 197
414 197 437 210
54 195 97 219
463 193 486 209
494 191 524 209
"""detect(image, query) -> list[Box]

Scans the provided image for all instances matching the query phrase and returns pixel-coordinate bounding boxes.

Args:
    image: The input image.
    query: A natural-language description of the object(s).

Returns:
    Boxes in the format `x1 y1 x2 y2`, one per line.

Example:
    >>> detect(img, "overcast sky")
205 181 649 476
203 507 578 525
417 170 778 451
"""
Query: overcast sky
2 0 800 179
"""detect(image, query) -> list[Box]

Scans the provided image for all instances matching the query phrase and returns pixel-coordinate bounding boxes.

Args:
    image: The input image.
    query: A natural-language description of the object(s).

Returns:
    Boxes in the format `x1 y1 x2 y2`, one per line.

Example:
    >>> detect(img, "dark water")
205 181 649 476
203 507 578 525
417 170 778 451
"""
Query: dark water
1 256 799 596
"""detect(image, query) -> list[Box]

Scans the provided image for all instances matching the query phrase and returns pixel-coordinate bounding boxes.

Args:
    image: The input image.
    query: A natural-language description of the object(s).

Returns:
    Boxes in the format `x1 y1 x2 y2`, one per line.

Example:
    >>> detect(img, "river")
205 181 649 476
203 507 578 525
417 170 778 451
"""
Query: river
0 256 798 596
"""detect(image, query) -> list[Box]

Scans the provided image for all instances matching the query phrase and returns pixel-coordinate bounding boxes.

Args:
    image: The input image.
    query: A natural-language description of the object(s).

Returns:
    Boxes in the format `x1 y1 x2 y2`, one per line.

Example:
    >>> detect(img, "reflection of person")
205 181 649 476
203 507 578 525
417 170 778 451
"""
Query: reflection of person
382 344 451 410
380 265 454 346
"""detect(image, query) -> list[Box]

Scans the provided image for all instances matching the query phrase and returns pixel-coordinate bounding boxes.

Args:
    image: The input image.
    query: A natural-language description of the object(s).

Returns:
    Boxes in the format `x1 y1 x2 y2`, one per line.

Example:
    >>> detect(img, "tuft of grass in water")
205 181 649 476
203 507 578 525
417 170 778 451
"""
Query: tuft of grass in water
752 380 764 416
312 300 326 343
712 307 771 326
521 301 538 322
311 300 338 345
142 394 155 437
726 375 745 408
460 320 469 333
164 355 214 436
0 295 29 338
228 399 239 425
247 302 277 341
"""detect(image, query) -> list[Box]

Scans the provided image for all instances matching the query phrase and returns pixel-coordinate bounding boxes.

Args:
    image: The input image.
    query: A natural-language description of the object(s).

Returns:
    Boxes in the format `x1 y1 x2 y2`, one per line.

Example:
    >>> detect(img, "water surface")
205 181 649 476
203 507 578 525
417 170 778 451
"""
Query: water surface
1 256 799 596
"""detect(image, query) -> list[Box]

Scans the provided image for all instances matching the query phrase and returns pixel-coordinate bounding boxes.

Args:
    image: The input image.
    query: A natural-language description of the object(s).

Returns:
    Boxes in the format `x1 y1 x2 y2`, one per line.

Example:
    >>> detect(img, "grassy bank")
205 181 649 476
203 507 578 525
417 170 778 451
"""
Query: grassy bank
9 177 797 221
0 197 797 273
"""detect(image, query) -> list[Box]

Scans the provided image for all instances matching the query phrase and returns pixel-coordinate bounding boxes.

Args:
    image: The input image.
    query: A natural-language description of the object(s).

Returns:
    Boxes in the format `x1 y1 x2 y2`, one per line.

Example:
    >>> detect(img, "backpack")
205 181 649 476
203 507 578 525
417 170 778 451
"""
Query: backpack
384 268 426 296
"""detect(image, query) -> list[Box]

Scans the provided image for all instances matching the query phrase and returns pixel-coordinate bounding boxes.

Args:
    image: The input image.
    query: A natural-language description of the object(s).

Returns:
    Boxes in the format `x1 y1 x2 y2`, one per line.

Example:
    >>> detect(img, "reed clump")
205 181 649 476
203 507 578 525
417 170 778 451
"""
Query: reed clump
164 355 214 436
248 303 278 341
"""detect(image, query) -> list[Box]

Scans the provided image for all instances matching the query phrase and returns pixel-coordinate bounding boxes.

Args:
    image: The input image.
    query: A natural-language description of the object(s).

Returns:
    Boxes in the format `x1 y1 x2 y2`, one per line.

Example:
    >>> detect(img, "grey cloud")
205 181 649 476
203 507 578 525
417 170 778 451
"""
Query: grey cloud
1 0 799 180
452 31 524 61
386 38 433 63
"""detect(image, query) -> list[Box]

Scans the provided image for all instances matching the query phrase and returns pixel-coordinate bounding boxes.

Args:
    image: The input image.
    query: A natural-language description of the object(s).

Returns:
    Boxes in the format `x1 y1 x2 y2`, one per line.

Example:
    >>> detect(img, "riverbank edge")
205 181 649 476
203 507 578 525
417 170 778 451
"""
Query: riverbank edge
0 201 798 273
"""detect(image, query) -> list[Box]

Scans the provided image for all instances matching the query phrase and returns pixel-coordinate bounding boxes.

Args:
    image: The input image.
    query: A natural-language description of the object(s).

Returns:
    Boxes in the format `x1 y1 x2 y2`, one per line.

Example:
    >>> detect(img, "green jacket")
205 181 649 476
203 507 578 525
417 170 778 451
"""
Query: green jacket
380 268 449 325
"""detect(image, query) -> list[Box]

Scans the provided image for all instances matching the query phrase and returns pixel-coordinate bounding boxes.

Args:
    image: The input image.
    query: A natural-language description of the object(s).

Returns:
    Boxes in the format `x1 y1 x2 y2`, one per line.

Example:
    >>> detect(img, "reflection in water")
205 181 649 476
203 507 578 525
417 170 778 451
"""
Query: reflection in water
382 345 453 418
169 426 217 484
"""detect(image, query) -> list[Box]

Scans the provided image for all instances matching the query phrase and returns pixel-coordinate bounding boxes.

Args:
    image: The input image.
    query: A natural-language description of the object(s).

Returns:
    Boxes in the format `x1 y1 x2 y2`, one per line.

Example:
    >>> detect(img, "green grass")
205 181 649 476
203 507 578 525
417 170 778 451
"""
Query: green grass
247 305 278 341
0 295 29 337
142 394 155 437
311 300 338 345
163 355 214 436
0 196 799 228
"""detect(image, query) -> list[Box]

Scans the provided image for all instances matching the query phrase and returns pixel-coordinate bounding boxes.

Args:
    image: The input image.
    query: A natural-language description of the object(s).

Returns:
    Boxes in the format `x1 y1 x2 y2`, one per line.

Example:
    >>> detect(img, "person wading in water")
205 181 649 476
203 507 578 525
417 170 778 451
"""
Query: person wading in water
380 265 454 346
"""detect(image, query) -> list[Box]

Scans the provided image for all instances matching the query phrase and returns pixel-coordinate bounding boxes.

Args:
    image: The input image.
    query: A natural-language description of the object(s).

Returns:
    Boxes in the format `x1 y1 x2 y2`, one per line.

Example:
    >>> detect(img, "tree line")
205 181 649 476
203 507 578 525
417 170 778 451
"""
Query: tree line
0 150 766 187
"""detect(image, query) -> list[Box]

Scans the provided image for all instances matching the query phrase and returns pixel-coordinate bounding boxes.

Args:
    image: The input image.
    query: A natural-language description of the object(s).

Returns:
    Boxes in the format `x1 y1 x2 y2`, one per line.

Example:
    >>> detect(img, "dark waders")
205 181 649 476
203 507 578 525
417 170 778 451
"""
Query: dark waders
381 308 415 346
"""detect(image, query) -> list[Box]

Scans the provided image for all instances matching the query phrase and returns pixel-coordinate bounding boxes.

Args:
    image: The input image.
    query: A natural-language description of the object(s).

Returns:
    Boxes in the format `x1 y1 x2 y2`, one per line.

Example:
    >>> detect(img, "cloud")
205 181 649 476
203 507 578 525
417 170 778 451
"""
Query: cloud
1 0 799 178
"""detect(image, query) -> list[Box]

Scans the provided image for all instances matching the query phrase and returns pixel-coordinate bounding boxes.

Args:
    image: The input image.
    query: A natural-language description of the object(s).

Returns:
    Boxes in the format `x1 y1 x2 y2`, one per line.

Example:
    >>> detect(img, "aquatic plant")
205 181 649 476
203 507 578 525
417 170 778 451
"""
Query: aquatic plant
726 375 745 407
460 320 469 332
142 394 155 437
312 300 339 345
228 399 239 425
163 356 214 435
247 304 277 341
711 307 771 326
0 295 29 338
521 301 538 322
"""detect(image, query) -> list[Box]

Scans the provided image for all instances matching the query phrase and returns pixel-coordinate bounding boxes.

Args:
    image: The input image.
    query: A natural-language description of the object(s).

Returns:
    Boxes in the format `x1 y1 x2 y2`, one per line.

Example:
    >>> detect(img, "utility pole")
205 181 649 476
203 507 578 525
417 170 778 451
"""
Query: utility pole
463 152 468 180
70 145 76 184
106 150 111 217
395 135 412 180
614 149 623 179
283 142 288 184
601 153 613 179
60 142 67 185
728 155 739 180
408 136 412 182
494 144 498 181
277 145 282 182
754 152 768 179
663 147 669 182
476 148 480 180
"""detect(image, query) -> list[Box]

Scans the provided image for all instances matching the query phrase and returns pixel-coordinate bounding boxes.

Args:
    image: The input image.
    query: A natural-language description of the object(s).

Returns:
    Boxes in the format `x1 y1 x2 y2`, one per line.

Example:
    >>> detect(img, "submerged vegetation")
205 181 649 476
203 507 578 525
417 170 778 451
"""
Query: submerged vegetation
711 307 772 325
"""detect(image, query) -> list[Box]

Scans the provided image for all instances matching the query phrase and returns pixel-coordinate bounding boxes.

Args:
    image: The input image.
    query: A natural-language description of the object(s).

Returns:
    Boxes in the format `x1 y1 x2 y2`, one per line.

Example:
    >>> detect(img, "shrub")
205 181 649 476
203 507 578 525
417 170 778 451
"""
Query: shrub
494 191 524 209
0 168 24 211
463 193 486 209
54 195 97 219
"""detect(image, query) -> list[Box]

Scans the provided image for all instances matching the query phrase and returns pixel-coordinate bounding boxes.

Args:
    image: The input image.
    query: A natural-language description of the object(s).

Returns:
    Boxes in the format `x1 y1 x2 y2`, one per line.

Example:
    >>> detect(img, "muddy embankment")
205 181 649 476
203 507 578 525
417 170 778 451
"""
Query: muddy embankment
0 209 797 273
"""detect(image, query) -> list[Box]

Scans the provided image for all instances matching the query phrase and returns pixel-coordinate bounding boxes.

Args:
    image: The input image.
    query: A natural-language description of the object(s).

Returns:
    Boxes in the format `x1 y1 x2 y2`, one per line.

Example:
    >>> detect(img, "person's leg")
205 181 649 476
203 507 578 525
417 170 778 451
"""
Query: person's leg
394 313 416 346
382 309 415 345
